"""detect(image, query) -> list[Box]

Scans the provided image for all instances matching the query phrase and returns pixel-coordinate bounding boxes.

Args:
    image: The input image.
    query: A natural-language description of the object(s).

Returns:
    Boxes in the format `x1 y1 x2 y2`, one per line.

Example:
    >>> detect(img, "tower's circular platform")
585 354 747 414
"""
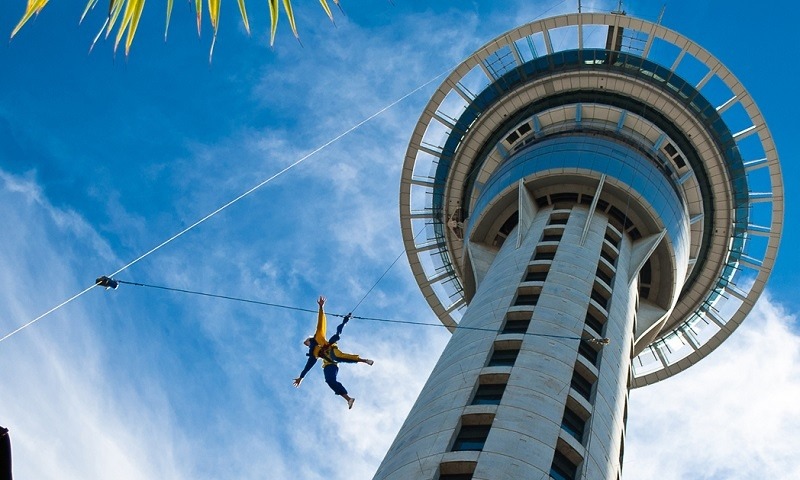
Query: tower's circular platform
399 12 783 386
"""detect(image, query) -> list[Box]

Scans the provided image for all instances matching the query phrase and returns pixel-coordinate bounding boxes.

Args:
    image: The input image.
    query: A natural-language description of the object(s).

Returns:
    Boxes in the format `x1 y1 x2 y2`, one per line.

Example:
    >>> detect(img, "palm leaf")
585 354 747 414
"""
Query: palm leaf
113 0 135 53
11 0 344 52
282 0 299 40
88 16 109 53
318 0 334 22
195 0 202 35
80 0 100 25
208 0 220 31
237 0 251 35
105 0 126 39
267 0 279 46
10 0 50 39
165 0 174 40
207 0 220 62
123 0 146 55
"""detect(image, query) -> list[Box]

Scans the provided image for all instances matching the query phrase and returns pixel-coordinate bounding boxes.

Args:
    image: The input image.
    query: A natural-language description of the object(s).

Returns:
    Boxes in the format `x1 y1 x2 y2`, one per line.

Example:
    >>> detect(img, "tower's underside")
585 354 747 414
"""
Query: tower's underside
384 12 782 480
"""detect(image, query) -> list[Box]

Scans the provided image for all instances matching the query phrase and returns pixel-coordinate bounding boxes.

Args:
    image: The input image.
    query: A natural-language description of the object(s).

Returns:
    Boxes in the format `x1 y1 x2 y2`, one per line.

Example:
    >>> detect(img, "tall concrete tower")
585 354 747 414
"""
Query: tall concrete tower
375 12 783 480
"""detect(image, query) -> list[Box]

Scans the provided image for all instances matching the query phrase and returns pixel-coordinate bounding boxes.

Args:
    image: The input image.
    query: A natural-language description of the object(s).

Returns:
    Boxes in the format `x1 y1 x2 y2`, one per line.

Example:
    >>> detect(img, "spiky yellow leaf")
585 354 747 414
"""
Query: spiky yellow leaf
165 0 174 40
10 0 50 39
282 0 299 39
113 0 136 53
106 0 126 39
208 0 220 31
237 0 251 35
267 0 279 46
124 0 146 55
89 16 109 53
207 0 220 62
195 0 202 35
80 0 99 25
318 0 333 22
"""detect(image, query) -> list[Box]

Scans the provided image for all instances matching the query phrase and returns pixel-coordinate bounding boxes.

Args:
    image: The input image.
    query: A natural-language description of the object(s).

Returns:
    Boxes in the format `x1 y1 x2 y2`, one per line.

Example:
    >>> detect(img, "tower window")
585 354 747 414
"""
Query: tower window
604 230 621 248
514 293 539 306
502 312 531 334
600 245 617 265
561 406 588 443
578 339 600 366
550 192 579 207
438 461 476 480
452 420 492 452
590 285 609 310
550 449 580 480
525 269 549 282
488 346 520 367
541 233 563 242
534 244 557 261
471 383 506 405
585 305 607 334
595 267 613 286
439 474 473 480
571 369 595 401
541 225 564 242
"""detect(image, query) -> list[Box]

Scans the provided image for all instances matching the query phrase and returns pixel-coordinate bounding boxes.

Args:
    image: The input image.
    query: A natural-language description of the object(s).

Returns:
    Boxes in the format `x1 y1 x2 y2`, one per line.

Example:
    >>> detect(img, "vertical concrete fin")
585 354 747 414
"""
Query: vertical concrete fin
580 174 606 246
516 180 538 248
467 239 499 288
628 230 666 286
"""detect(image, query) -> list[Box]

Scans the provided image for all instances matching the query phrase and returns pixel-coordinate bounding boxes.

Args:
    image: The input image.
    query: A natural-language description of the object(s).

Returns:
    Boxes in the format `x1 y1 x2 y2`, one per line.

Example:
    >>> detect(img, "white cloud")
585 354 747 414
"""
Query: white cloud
0 172 190 480
626 295 800 479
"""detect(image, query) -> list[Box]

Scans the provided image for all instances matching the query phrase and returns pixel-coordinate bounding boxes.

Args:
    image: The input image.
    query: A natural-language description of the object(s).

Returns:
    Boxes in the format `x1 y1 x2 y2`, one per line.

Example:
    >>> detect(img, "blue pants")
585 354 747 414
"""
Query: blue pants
323 364 348 396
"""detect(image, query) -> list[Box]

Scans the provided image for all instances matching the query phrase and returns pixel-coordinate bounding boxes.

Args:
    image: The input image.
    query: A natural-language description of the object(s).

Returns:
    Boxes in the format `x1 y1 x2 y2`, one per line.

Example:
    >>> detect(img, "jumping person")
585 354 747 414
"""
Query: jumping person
293 296 373 409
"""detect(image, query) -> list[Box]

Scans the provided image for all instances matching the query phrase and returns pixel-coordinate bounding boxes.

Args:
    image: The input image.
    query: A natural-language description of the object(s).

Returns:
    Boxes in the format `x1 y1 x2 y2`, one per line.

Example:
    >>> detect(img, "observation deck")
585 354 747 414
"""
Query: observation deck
399 12 783 386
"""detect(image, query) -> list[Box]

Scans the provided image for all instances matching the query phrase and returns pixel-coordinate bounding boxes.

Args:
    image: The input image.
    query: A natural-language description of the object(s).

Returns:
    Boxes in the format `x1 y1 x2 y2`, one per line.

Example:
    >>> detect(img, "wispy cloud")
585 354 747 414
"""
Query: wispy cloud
626 295 800 479
0 171 189 480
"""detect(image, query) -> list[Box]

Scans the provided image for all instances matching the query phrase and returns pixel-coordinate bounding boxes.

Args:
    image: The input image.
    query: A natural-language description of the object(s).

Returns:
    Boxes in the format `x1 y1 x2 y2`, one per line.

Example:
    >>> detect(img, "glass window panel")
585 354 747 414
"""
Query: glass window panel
471 384 506 405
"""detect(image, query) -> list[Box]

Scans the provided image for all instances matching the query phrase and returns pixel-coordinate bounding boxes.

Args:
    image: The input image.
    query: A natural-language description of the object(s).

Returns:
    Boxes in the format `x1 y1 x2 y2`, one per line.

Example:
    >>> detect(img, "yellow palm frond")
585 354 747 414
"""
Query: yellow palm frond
113 0 145 56
237 0 251 35
105 0 126 39
282 0 299 40
80 0 100 25
208 0 220 31
12 0 342 53
165 0 174 40
123 0 146 55
10 0 50 39
208 0 220 62
195 0 203 35
318 0 333 22
268 0 279 46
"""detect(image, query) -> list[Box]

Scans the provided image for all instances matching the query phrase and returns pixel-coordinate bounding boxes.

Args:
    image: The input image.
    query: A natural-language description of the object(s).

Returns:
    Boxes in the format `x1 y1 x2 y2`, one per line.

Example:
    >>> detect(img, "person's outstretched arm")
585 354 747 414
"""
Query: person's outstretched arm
313 296 327 345
293 356 317 387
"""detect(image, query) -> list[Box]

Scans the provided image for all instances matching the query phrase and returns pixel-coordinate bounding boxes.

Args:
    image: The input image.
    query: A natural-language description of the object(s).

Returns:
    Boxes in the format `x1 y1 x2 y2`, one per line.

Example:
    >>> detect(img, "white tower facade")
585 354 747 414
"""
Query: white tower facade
376 13 782 480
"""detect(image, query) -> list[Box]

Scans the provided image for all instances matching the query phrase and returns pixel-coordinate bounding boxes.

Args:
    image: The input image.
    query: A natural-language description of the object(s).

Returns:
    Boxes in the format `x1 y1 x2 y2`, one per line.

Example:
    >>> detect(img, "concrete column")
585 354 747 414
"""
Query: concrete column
374 205 637 480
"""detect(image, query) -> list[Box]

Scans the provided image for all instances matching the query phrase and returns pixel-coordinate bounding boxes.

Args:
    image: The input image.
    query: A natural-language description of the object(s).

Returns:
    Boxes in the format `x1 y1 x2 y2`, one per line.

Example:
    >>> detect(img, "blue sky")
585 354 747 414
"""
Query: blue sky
1 1 798 479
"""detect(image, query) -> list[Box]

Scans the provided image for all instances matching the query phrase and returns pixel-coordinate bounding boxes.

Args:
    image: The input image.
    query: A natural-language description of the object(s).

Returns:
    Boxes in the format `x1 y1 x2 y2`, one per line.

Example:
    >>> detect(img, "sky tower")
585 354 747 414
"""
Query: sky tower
376 11 783 480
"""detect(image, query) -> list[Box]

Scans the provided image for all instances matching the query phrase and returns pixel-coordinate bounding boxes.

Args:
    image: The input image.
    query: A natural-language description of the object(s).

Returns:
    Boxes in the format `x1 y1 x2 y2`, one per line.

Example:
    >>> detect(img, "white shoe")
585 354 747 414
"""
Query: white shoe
347 397 356 409
364 359 374 366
